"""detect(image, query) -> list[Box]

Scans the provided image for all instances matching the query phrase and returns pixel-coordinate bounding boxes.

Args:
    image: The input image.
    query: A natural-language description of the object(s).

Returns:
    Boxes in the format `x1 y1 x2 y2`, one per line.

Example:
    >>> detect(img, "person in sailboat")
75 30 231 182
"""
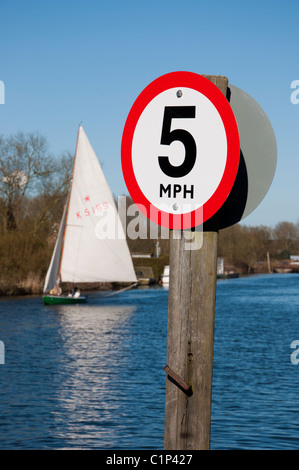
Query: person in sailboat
70 286 80 298
49 277 62 296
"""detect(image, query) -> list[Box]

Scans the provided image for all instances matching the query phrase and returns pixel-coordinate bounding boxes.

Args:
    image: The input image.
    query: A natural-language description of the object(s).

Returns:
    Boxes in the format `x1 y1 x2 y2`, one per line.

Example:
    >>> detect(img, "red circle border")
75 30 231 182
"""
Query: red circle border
121 71 240 229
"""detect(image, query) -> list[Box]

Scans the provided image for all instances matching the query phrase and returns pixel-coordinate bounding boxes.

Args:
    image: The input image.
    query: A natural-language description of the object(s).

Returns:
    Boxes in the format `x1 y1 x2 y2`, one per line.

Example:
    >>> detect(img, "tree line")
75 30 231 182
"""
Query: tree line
0 131 298 295
217 221 299 273
125 208 299 274
0 132 73 294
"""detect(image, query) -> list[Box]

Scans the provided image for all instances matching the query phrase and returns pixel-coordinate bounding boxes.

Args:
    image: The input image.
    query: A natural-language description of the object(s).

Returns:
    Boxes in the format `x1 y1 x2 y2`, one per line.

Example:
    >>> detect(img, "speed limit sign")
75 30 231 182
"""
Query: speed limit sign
121 71 240 229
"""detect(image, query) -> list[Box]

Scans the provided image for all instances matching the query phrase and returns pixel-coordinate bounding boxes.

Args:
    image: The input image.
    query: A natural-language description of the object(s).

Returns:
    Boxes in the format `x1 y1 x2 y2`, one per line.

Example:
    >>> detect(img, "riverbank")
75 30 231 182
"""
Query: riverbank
1 268 297 298
0 255 170 297
1 250 297 297
0 272 43 297
0 279 123 297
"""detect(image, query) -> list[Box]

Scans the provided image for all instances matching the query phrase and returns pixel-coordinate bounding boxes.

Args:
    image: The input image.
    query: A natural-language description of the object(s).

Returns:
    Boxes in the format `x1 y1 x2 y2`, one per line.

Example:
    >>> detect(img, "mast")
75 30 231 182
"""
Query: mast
57 125 81 283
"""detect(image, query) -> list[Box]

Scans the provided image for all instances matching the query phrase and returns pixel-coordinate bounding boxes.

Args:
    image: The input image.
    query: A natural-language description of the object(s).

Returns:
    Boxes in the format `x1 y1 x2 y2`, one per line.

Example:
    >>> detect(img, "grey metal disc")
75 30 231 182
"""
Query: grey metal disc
229 84 277 220
204 84 277 230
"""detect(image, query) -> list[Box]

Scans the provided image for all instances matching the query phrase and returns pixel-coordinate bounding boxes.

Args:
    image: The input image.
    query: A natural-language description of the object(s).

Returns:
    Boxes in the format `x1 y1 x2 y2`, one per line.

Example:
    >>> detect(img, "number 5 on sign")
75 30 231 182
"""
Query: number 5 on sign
159 106 197 178
121 71 240 229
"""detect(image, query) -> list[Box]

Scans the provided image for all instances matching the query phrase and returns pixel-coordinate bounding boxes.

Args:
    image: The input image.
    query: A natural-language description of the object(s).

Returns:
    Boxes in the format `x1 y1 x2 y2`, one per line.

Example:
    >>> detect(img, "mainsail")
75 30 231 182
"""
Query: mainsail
43 126 137 293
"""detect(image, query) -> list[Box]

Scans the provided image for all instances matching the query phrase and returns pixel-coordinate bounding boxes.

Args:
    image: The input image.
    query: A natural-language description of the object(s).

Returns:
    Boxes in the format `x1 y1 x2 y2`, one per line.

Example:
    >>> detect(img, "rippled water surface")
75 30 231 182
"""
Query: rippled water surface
0 274 299 449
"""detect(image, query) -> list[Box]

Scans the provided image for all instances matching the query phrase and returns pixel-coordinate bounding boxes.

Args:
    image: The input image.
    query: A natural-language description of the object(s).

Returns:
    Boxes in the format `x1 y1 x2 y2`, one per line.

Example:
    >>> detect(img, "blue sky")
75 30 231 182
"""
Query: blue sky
0 0 298 228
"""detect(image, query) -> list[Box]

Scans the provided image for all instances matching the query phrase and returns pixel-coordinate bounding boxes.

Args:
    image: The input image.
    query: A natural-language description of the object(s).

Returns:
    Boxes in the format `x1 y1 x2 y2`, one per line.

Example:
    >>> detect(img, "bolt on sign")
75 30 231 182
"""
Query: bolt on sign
121 72 240 229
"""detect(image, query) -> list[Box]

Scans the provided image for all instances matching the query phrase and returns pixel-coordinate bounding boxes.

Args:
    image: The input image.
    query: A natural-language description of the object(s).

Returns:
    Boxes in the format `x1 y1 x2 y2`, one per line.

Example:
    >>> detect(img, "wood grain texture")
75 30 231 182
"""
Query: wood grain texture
164 75 228 450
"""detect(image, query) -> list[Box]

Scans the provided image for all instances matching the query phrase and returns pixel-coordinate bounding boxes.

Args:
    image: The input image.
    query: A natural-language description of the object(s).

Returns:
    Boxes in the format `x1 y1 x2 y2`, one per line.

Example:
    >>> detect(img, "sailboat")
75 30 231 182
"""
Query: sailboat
42 126 137 305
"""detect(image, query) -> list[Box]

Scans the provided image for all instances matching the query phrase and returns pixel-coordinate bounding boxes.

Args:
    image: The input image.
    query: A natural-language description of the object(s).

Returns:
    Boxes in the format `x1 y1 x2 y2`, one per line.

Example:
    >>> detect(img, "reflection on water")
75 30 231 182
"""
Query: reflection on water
0 287 168 449
51 304 137 448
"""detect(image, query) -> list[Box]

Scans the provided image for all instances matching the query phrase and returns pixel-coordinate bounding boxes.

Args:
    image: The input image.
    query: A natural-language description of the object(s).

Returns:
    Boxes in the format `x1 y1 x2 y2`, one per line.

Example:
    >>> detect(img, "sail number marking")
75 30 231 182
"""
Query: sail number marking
76 201 109 219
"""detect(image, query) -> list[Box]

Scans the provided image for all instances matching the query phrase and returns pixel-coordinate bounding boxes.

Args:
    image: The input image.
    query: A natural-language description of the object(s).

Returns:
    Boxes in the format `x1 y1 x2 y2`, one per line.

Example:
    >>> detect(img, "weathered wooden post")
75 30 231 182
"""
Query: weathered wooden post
164 228 218 450
164 76 228 450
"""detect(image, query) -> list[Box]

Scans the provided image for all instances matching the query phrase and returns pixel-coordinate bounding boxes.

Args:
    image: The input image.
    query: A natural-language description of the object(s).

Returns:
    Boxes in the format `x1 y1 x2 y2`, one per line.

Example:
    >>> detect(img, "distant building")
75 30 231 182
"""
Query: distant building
217 257 239 278
217 257 224 275
131 253 152 259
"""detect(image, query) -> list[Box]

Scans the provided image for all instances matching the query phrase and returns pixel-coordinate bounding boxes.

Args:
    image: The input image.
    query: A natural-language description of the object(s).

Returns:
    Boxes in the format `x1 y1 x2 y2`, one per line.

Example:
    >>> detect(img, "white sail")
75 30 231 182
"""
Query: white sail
43 200 68 293
57 126 136 285
43 126 137 293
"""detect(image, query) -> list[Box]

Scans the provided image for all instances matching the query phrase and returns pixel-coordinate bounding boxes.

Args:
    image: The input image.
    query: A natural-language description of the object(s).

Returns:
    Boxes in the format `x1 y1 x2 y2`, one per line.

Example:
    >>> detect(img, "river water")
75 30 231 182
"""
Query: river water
0 273 298 450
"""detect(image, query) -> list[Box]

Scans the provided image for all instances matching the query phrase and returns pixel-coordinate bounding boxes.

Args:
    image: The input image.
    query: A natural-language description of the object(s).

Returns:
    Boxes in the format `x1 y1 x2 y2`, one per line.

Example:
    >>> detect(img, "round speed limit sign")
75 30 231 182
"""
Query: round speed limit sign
121 71 240 229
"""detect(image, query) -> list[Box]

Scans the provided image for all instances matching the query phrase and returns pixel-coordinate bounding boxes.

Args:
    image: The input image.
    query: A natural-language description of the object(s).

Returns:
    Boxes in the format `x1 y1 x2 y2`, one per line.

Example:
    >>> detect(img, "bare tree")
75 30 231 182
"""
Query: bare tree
218 224 273 273
0 132 69 231
29 151 73 237
273 221 299 256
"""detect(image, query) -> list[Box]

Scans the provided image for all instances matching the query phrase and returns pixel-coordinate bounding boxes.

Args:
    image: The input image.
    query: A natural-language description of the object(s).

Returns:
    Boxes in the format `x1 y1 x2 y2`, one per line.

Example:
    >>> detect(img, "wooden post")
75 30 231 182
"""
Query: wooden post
164 75 228 450
267 251 271 273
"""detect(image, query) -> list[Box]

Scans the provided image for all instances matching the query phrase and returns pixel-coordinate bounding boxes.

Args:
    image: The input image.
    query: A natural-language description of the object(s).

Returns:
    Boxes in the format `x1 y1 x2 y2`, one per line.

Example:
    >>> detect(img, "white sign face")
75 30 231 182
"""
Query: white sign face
132 87 227 215
121 72 240 229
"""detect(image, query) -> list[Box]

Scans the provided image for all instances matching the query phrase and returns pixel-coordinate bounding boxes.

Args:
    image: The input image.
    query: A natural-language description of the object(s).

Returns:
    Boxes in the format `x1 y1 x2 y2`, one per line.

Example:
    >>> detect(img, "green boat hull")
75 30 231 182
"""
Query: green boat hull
42 294 88 305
